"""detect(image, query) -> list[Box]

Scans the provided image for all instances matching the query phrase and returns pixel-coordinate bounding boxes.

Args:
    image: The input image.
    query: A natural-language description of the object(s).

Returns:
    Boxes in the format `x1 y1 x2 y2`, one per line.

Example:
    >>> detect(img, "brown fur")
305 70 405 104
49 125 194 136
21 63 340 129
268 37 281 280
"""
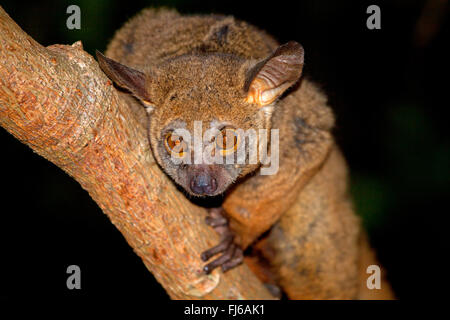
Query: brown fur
101 8 394 299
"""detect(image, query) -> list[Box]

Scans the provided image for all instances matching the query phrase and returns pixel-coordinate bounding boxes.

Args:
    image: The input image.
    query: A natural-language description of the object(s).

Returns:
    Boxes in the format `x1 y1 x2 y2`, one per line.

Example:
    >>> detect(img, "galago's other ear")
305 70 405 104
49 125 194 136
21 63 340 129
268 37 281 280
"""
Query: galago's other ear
245 41 304 106
96 50 153 107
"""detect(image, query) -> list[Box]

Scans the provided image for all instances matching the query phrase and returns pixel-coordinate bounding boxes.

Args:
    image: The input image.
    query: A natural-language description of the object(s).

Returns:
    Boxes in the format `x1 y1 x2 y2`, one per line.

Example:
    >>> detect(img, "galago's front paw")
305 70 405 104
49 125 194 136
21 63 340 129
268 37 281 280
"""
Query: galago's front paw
201 207 244 274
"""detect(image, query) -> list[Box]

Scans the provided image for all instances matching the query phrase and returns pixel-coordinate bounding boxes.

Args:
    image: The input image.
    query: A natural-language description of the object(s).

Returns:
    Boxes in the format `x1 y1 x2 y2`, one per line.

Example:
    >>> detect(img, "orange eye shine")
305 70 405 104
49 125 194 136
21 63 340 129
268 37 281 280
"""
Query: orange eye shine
165 132 187 157
216 128 239 155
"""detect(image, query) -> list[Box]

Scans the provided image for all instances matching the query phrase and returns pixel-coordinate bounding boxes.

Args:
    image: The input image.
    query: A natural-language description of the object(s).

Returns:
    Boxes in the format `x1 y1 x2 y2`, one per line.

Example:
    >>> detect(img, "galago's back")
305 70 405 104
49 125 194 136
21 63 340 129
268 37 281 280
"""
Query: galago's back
105 8 279 70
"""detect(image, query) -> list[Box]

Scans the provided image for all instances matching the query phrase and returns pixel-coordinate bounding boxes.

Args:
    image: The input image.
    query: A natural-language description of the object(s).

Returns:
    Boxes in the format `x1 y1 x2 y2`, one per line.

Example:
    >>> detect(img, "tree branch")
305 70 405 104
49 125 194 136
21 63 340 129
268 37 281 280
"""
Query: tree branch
0 7 272 299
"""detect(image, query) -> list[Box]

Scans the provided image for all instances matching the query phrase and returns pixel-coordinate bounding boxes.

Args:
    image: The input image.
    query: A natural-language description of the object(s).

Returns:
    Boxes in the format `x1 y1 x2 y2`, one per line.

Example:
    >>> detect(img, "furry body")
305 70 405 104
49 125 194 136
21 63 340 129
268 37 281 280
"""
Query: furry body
103 8 394 299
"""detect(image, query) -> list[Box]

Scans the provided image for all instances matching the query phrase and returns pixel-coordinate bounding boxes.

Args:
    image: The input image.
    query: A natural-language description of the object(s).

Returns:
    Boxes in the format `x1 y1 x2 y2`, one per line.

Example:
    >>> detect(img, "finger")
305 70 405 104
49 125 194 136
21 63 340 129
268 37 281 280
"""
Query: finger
203 242 236 274
221 247 244 272
200 234 233 261
205 215 228 227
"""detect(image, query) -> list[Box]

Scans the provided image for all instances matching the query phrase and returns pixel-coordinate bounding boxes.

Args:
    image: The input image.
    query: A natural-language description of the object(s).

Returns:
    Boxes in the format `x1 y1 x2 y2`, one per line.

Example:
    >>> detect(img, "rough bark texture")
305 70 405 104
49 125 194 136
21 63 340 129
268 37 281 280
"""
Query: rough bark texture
0 7 272 300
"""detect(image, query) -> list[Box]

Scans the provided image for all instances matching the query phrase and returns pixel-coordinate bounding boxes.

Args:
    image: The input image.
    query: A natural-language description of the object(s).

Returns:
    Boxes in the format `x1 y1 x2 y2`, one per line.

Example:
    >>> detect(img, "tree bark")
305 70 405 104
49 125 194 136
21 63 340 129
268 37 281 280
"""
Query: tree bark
0 7 272 300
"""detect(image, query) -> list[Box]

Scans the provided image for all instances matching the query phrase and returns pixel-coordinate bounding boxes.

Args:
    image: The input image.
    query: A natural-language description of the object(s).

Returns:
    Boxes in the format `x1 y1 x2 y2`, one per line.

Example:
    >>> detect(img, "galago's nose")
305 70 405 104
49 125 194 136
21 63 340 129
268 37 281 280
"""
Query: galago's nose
190 172 217 195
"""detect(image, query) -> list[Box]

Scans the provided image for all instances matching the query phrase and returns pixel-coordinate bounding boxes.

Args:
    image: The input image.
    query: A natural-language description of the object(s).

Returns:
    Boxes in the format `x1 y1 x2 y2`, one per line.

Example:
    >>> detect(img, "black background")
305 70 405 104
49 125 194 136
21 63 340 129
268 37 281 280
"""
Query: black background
0 0 448 301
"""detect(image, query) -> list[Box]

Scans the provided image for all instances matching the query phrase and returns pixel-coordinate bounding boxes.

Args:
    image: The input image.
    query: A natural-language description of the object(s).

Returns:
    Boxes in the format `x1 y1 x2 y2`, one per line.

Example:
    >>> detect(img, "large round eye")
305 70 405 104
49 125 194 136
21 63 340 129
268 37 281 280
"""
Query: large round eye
216 128 239 155
165 132 188 157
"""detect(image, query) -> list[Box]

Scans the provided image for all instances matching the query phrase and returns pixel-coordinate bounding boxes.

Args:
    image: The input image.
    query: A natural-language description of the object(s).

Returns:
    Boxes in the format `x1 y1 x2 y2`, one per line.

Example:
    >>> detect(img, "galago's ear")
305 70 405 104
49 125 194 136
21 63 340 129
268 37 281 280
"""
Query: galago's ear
96 50 153 107
245 41 304 106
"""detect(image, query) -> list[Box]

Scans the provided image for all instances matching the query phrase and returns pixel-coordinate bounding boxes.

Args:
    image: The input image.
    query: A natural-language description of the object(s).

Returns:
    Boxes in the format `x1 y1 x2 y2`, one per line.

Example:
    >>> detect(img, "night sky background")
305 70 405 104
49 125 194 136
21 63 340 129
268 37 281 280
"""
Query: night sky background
0 0 448 300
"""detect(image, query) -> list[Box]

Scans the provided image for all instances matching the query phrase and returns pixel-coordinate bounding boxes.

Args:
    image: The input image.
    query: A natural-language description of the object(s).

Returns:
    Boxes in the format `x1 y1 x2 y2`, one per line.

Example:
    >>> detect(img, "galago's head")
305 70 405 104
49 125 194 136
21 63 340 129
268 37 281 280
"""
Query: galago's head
96 41 304 196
